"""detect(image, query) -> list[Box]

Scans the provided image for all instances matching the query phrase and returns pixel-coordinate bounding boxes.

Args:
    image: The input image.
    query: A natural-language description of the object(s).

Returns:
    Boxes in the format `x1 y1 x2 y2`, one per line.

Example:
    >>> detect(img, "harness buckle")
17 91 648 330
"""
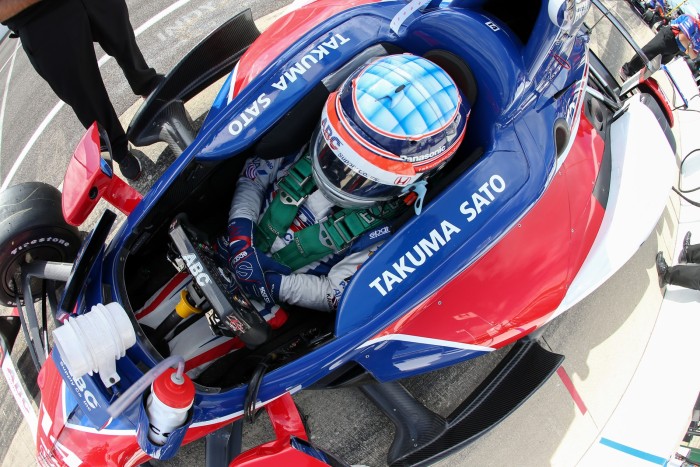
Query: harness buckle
278 189 308 207
331 215 354 245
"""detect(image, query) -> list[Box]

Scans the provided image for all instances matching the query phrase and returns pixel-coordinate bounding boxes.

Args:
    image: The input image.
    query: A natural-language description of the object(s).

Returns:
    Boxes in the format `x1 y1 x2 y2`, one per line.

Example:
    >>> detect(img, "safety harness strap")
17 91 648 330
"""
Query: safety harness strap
255 155 315 252
273 200 405 270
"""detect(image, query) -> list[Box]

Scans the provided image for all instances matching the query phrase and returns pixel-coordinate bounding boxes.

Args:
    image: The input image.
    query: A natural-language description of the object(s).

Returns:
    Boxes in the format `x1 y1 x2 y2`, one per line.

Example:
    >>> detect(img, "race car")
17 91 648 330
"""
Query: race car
0 0 679 465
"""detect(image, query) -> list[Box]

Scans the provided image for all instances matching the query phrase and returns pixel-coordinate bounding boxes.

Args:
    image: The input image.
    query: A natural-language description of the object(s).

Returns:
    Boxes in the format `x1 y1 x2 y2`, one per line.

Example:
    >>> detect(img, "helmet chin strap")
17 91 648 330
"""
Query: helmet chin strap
401 180 428 216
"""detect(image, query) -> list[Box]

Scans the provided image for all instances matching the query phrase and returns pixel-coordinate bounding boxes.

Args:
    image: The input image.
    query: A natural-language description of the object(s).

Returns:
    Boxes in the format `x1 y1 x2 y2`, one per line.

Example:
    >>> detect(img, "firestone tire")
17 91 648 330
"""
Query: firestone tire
0 182 81 307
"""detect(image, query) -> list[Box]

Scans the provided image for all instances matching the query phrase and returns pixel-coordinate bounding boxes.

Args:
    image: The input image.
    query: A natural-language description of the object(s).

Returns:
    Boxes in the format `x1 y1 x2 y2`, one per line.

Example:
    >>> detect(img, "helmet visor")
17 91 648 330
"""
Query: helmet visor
310 125 407 206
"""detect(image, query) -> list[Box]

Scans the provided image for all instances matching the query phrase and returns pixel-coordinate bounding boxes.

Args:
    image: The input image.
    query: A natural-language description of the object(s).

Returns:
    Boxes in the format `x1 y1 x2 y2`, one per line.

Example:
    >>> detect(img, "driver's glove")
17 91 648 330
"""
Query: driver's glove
226 218 290 305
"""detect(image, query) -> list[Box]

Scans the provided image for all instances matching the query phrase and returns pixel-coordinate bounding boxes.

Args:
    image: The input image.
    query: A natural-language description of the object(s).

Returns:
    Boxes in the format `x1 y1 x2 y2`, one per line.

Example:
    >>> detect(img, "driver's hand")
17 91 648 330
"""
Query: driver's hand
227 218 290 305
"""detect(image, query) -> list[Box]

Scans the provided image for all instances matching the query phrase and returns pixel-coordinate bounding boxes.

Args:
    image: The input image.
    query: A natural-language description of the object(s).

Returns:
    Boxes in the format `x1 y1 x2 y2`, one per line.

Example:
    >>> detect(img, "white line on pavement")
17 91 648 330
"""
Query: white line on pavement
0 42 19 76
0 41 20 178
134 0 192 35
0 0 193 192
0 102 64 191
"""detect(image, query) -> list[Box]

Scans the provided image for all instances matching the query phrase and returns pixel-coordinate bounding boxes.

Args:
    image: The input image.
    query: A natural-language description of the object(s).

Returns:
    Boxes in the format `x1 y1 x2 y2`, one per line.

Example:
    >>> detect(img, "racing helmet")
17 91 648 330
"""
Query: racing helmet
311 53 470 208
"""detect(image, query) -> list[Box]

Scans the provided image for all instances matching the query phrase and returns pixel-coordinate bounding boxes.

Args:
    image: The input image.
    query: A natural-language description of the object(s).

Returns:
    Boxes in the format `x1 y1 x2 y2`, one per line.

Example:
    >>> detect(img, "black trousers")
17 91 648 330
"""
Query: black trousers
686 243 700 263
667 265 700 290
6 0 157 162
622 25 679 77
667 243 700 290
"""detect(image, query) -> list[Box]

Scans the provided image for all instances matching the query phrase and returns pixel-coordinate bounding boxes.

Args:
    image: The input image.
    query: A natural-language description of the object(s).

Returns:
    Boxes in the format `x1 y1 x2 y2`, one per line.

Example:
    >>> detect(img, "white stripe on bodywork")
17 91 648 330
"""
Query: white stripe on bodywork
390 0 432 34
41 406 52 436
226 63 240 104
124 449 149 467
2 353 38 438
550 93 676 319
61 383 134 436
189 391 289 428
357 333 495 352
59 381 291 435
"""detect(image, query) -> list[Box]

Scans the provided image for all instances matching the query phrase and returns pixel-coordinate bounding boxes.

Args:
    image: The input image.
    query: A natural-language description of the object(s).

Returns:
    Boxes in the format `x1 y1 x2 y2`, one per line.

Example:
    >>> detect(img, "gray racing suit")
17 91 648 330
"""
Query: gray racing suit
228 149 392 312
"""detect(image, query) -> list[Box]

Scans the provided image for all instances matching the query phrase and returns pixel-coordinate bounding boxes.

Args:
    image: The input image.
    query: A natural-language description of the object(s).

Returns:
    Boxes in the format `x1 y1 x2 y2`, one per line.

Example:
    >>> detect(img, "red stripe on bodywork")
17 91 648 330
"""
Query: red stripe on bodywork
185 308 288 372
373 110 606 349
639 77 674 127
233 0 380 96
135 272 189 320
229 394 320 466
185 339 244 372
36 358 235 465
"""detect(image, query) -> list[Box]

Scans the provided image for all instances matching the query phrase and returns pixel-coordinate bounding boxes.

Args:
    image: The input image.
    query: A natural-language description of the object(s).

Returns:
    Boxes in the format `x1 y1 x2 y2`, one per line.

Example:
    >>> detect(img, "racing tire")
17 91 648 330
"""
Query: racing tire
639 92 676 155
0 182 81 307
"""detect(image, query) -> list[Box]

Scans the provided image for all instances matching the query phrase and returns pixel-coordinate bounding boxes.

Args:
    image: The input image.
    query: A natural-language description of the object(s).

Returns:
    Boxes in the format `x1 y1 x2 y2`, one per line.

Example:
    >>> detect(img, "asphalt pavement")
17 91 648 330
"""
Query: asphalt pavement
0 1 698 466
0 0 293 191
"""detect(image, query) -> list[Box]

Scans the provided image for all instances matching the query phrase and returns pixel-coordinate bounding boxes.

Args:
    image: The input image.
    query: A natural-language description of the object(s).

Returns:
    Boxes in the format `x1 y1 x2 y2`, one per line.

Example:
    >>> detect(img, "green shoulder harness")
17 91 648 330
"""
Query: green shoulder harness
253 153 407 270
272 199 405 271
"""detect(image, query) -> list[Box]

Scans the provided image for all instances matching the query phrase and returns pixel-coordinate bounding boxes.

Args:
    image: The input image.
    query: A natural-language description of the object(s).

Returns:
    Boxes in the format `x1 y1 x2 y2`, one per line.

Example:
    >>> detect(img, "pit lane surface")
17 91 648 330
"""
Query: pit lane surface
0 0 293 191
0 1 693 466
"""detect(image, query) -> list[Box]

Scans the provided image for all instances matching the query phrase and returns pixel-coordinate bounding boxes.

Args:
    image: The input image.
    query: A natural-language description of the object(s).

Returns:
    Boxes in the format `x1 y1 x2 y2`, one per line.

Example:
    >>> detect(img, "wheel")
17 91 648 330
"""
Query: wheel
0 182 81 306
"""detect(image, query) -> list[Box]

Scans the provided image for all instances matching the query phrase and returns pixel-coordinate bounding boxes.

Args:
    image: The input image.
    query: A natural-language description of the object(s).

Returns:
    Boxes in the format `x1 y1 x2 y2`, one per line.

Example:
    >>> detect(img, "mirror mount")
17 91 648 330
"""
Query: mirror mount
62 122 142 226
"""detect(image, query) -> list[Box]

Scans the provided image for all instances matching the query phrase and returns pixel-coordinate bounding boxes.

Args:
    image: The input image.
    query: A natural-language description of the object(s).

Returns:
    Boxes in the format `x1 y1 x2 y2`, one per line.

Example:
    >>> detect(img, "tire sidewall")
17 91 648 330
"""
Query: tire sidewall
0 183 81 306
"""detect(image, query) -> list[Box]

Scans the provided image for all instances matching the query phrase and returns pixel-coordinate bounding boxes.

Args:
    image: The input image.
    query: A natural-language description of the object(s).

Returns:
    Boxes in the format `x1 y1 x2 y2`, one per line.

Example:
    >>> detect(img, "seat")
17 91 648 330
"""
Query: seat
423 49 478 107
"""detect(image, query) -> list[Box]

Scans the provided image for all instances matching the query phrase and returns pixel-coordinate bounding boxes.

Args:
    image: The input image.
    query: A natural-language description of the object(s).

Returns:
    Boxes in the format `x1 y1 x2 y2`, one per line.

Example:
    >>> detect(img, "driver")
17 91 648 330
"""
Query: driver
218 53 470 315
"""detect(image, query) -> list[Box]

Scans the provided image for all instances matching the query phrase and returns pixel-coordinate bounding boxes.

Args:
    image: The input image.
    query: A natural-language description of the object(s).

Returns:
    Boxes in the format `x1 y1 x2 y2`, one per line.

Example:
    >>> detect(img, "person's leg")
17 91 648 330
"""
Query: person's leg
622 26 677 76
81 0 160 96
15 0 131 162
657 252 700 289
686 244 700 263
666 265 700 289
677 232 700 263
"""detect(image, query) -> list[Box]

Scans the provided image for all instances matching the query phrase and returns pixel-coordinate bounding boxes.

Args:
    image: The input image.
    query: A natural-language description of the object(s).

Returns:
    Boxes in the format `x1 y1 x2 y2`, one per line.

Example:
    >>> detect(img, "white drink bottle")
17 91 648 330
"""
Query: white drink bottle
145 367 194 445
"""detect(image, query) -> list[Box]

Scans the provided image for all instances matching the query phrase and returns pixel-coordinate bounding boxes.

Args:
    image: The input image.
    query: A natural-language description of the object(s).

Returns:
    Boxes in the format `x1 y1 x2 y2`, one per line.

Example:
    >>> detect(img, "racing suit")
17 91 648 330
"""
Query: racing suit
226 149 398 312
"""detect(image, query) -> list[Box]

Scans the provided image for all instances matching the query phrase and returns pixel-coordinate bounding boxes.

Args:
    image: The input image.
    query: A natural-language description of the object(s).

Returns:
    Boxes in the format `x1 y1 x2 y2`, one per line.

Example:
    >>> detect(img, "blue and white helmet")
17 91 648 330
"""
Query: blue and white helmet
311 53 470 208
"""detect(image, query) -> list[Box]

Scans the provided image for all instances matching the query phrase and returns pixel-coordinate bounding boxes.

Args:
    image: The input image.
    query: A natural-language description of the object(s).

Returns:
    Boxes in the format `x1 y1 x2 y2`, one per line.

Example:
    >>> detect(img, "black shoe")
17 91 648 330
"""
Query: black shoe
678 231 691 264
656 252 669 288
117 150 143 181
141 73 165 98
619 66 629 82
